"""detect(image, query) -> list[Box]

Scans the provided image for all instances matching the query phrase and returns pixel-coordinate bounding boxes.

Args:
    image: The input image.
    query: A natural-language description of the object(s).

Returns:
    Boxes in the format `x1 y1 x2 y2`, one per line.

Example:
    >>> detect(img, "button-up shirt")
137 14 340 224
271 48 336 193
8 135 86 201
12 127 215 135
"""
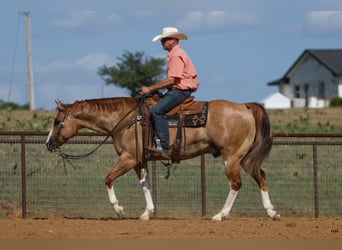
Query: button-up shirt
167 44 199 91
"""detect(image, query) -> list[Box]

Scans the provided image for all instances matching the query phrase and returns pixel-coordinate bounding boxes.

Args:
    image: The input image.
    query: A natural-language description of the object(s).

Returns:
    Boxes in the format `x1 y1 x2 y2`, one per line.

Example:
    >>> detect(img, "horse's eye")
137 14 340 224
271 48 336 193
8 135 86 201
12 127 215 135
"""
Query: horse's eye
54 120 63 127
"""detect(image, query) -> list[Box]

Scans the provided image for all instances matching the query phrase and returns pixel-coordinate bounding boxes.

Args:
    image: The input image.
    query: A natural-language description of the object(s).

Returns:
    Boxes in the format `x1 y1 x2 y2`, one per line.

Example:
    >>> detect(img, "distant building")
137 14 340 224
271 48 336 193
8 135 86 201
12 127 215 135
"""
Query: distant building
267 49 342 108
261 92 291 109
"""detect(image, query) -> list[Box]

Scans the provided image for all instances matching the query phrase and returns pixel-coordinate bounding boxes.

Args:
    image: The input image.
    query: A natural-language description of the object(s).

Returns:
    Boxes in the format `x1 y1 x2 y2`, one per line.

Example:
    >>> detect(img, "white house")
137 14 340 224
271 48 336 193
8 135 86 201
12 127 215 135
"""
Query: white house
261 92 291 109
267 49 342 108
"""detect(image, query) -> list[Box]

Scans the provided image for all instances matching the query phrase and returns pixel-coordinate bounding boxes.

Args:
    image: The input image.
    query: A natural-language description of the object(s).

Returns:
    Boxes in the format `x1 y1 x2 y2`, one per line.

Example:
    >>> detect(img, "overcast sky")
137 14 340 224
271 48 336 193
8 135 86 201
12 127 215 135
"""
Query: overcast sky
1 0 342 110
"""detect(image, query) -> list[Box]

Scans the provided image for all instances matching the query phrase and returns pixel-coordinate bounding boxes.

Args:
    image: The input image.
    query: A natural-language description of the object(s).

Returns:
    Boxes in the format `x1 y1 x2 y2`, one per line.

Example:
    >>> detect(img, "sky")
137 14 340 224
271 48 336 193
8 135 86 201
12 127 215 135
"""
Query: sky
1 1 342 110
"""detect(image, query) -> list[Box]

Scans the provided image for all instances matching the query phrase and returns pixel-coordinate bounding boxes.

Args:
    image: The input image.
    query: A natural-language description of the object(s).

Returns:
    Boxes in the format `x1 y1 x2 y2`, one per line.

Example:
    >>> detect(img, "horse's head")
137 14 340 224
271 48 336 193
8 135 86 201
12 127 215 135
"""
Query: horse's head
45 100 78 152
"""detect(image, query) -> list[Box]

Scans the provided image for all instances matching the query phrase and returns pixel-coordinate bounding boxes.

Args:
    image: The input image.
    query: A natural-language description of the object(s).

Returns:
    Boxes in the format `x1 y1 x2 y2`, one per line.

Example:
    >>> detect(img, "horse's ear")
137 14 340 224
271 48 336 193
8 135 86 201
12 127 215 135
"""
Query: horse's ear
55 99 65 111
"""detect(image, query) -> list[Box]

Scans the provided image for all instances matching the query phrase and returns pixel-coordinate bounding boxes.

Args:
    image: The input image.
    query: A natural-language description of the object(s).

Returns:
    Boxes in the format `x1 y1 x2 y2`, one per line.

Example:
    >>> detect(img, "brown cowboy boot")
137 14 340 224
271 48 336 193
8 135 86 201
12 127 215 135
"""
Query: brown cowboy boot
145 147 170 160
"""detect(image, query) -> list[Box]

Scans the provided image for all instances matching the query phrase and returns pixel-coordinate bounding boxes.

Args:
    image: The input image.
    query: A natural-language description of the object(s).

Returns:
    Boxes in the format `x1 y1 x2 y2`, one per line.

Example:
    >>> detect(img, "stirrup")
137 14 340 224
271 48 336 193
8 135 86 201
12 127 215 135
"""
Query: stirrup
145 147 170 160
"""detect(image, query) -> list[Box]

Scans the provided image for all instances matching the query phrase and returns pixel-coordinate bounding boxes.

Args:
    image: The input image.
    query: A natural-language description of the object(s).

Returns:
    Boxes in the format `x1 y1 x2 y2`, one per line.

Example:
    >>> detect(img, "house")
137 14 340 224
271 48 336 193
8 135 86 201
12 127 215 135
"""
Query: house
267 49 342 108
261 92 291 109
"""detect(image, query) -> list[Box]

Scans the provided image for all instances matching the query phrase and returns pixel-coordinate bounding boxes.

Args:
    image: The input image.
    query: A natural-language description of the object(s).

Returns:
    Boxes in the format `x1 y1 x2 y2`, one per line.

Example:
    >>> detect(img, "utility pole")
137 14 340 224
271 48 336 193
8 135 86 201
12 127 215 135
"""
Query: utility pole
24 11 35 110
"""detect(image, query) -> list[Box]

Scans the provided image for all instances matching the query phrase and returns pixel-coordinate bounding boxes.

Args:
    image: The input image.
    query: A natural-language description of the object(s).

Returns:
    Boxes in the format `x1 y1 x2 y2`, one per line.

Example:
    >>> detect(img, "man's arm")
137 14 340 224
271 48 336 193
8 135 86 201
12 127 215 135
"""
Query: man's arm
140 77 176 95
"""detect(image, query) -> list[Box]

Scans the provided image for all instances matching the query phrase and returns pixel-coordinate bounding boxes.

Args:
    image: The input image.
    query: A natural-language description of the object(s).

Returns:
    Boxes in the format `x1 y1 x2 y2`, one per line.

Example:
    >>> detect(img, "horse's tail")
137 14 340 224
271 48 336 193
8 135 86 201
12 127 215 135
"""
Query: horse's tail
240 103 273 182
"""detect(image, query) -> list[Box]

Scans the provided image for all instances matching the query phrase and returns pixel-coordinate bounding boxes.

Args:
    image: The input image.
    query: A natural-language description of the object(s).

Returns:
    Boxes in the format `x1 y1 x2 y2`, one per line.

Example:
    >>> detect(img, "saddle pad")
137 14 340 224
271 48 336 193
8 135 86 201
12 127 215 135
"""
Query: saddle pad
166 102 208 128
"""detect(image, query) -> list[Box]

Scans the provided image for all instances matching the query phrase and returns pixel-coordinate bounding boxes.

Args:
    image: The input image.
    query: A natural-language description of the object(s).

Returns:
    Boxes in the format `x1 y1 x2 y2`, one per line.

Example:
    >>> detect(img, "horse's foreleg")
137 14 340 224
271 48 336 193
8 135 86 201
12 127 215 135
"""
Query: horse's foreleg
256 169 280 220
105 156 135 219
135 167 154 220
212 160 241 221
106 184 124 218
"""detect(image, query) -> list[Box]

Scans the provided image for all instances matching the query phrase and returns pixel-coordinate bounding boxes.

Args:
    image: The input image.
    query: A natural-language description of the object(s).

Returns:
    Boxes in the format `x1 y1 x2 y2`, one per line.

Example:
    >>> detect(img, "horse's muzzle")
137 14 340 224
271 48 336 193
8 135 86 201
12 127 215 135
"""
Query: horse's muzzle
45 140 60 152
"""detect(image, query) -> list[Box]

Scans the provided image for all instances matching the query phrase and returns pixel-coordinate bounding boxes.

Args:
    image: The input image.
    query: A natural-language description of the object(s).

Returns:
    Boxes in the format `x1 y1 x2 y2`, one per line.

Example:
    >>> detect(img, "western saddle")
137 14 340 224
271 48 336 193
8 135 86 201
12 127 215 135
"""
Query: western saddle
140 93 208 163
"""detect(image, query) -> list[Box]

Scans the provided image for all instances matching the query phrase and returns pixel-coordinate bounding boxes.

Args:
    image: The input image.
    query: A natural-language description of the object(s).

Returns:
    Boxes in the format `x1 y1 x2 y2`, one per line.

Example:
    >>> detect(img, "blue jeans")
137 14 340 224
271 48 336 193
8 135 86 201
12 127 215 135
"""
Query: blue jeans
150 89 192 151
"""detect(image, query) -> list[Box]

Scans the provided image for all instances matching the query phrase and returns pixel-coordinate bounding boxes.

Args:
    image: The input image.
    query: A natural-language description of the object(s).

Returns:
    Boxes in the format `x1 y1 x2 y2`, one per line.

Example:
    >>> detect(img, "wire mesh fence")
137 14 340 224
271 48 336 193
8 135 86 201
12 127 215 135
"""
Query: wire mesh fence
0 132 341 219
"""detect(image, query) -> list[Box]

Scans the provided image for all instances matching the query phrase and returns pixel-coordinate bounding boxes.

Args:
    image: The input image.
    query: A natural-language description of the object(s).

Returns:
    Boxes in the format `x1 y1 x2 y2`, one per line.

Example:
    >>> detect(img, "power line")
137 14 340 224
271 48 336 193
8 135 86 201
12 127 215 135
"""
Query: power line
7 11 23 102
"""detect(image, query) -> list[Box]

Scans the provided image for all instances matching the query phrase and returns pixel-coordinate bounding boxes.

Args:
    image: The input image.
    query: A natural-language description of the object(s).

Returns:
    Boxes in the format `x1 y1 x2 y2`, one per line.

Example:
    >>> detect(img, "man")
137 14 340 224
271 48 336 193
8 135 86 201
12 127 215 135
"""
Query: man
140 27 199 159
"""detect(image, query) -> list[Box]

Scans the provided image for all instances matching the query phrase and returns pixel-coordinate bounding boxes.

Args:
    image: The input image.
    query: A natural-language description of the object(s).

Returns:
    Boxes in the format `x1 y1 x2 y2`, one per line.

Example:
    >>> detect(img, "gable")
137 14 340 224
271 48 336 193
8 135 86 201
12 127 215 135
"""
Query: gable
268 49 342 86
287 49 342 78
308 50 342 76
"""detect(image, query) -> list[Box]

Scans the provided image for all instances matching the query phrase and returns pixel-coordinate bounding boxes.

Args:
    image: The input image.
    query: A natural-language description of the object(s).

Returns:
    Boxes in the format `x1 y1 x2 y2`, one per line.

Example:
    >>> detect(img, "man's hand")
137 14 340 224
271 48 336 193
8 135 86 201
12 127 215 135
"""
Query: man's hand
140 77 175 95
140 86 151 95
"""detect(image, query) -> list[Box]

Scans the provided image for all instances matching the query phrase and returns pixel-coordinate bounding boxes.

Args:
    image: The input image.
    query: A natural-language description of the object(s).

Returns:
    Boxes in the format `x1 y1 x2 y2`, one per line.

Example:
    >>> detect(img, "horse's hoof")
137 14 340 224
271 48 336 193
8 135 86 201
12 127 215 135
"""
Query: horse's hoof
272 213 281 221
139 209 153 220
139 214 150 220
113 204 124 219
212 213 223 221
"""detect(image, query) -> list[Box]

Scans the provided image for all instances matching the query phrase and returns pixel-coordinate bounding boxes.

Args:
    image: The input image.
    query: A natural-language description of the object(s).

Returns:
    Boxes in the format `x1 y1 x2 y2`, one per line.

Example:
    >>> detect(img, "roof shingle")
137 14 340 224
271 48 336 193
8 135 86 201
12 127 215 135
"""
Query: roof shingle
267 49 342 86
307 49 342 76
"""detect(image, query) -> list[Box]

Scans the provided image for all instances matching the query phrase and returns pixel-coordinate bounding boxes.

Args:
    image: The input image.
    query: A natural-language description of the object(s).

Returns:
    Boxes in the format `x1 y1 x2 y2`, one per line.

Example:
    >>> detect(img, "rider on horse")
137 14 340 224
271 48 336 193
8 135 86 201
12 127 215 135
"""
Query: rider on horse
140 27 199 159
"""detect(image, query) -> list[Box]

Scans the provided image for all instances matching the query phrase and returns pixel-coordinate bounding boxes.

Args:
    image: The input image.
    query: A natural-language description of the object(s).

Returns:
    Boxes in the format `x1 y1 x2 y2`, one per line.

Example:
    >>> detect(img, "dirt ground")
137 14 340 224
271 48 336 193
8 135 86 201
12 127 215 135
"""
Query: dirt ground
0 217 341 239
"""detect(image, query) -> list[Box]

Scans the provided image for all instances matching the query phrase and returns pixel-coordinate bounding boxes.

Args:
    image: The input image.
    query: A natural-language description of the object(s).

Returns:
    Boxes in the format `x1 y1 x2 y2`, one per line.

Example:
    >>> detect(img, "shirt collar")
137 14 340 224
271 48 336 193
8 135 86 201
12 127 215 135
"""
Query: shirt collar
168 44 180 56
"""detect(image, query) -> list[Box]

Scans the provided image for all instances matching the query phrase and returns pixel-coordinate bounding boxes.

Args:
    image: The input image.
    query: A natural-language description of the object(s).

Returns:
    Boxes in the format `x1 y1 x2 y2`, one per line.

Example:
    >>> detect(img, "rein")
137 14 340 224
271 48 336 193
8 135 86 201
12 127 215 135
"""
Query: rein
58 135 111 160
57 100 141 162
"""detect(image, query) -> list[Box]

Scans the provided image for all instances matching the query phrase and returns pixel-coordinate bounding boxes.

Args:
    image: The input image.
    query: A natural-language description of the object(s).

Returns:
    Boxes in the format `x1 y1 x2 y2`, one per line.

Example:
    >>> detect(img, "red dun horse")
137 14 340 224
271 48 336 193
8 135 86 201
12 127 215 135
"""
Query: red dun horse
45 97 280 221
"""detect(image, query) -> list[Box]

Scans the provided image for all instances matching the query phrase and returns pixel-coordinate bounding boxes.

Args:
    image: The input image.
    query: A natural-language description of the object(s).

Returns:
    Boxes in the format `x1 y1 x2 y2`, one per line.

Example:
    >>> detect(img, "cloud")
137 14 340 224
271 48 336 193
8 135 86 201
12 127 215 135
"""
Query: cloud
50 11 122 30
306 11 342 34
38 52 113 73
75 53 113 70
36 80 129 110
51 11 97 28
178 11 263 33
32 52 126 109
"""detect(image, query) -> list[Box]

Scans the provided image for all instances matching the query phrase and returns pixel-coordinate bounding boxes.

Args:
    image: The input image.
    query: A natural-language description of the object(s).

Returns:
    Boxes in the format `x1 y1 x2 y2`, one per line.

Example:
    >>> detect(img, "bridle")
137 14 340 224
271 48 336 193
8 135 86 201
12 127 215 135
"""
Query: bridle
56 100 142 163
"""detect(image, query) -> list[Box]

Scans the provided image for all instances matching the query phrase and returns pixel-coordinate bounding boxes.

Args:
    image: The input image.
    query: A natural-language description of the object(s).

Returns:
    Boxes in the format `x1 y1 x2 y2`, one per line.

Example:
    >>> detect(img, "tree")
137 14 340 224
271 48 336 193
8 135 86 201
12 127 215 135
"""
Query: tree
98 51 166 96
0 100 29 110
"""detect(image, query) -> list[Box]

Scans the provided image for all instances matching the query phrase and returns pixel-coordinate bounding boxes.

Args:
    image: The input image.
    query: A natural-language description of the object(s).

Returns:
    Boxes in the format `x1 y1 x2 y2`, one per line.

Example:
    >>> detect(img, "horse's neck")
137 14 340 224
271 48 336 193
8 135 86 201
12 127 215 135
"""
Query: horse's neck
73 99 137 135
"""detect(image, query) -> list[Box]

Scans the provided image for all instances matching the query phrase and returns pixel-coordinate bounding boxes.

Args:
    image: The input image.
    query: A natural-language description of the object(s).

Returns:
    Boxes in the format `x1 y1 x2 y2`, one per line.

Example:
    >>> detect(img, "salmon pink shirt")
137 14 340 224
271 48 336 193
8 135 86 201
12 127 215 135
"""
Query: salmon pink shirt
167 44 199 91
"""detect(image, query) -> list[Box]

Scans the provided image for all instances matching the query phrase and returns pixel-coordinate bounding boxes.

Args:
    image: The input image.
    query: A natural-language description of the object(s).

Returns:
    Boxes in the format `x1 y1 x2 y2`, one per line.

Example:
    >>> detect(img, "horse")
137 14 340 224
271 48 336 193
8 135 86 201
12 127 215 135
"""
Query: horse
45 97 280 221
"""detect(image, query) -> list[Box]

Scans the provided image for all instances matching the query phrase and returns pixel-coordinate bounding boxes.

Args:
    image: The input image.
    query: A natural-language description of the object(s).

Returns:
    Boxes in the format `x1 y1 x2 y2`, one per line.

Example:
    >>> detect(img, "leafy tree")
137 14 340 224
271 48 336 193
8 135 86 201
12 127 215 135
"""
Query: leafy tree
0 100 29 110
98 51 166 96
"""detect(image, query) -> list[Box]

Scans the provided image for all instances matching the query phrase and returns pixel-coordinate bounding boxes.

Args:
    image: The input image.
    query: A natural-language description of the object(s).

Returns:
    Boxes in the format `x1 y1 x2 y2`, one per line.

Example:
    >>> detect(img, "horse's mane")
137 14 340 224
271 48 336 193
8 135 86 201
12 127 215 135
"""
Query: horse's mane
69 97 139 114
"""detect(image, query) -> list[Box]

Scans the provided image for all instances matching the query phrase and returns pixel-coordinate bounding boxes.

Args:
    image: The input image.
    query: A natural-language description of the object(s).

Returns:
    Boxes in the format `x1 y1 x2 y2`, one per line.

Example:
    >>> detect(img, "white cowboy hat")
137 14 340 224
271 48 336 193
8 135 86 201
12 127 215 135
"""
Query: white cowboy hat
152 27 188 42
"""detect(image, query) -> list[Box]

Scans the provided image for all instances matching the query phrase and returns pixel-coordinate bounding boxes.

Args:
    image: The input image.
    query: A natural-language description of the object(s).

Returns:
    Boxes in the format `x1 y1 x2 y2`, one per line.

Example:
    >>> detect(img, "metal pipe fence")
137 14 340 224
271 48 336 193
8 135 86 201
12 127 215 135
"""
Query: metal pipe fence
0 131 341 219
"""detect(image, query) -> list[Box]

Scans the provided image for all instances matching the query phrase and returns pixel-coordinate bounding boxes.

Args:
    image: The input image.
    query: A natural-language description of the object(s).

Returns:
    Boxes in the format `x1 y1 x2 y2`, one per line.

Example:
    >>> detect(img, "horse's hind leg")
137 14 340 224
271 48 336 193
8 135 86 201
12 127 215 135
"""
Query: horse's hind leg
212 158 242 221
254 169 280 220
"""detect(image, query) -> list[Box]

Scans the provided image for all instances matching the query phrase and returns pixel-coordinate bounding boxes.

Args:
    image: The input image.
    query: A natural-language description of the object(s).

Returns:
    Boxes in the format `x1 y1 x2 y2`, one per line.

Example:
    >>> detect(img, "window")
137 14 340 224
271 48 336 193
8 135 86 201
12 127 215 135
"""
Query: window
318 81 325 98
294 85 300 98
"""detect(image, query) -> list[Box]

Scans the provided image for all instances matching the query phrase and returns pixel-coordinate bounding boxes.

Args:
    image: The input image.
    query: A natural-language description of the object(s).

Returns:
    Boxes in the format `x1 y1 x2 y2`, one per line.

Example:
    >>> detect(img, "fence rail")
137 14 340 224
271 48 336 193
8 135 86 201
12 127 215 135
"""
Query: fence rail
0 131 341 219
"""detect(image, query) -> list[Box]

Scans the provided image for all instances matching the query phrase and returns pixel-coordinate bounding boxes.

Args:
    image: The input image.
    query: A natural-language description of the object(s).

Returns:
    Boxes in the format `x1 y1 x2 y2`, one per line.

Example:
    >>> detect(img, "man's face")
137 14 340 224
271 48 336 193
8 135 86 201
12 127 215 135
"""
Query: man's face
161 37 176 51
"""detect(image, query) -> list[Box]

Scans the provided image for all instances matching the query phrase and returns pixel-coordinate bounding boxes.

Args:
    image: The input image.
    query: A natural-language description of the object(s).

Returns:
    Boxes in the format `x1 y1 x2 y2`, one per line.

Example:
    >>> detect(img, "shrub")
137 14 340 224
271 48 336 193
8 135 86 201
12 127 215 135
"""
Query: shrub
330 97 342 107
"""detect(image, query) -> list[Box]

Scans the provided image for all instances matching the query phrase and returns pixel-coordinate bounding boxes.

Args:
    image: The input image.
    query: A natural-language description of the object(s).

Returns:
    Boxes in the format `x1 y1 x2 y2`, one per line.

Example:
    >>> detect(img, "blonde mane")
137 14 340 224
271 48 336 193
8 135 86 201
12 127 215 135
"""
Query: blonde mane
69 97 139 114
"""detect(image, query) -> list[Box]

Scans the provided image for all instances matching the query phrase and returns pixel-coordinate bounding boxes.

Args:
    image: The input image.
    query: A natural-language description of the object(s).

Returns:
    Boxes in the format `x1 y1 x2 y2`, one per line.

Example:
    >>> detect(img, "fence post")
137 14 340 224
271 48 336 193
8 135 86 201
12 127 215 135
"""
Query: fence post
201 155 206 216
20 134 27 218
151 161 157 218
313 144 319 218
